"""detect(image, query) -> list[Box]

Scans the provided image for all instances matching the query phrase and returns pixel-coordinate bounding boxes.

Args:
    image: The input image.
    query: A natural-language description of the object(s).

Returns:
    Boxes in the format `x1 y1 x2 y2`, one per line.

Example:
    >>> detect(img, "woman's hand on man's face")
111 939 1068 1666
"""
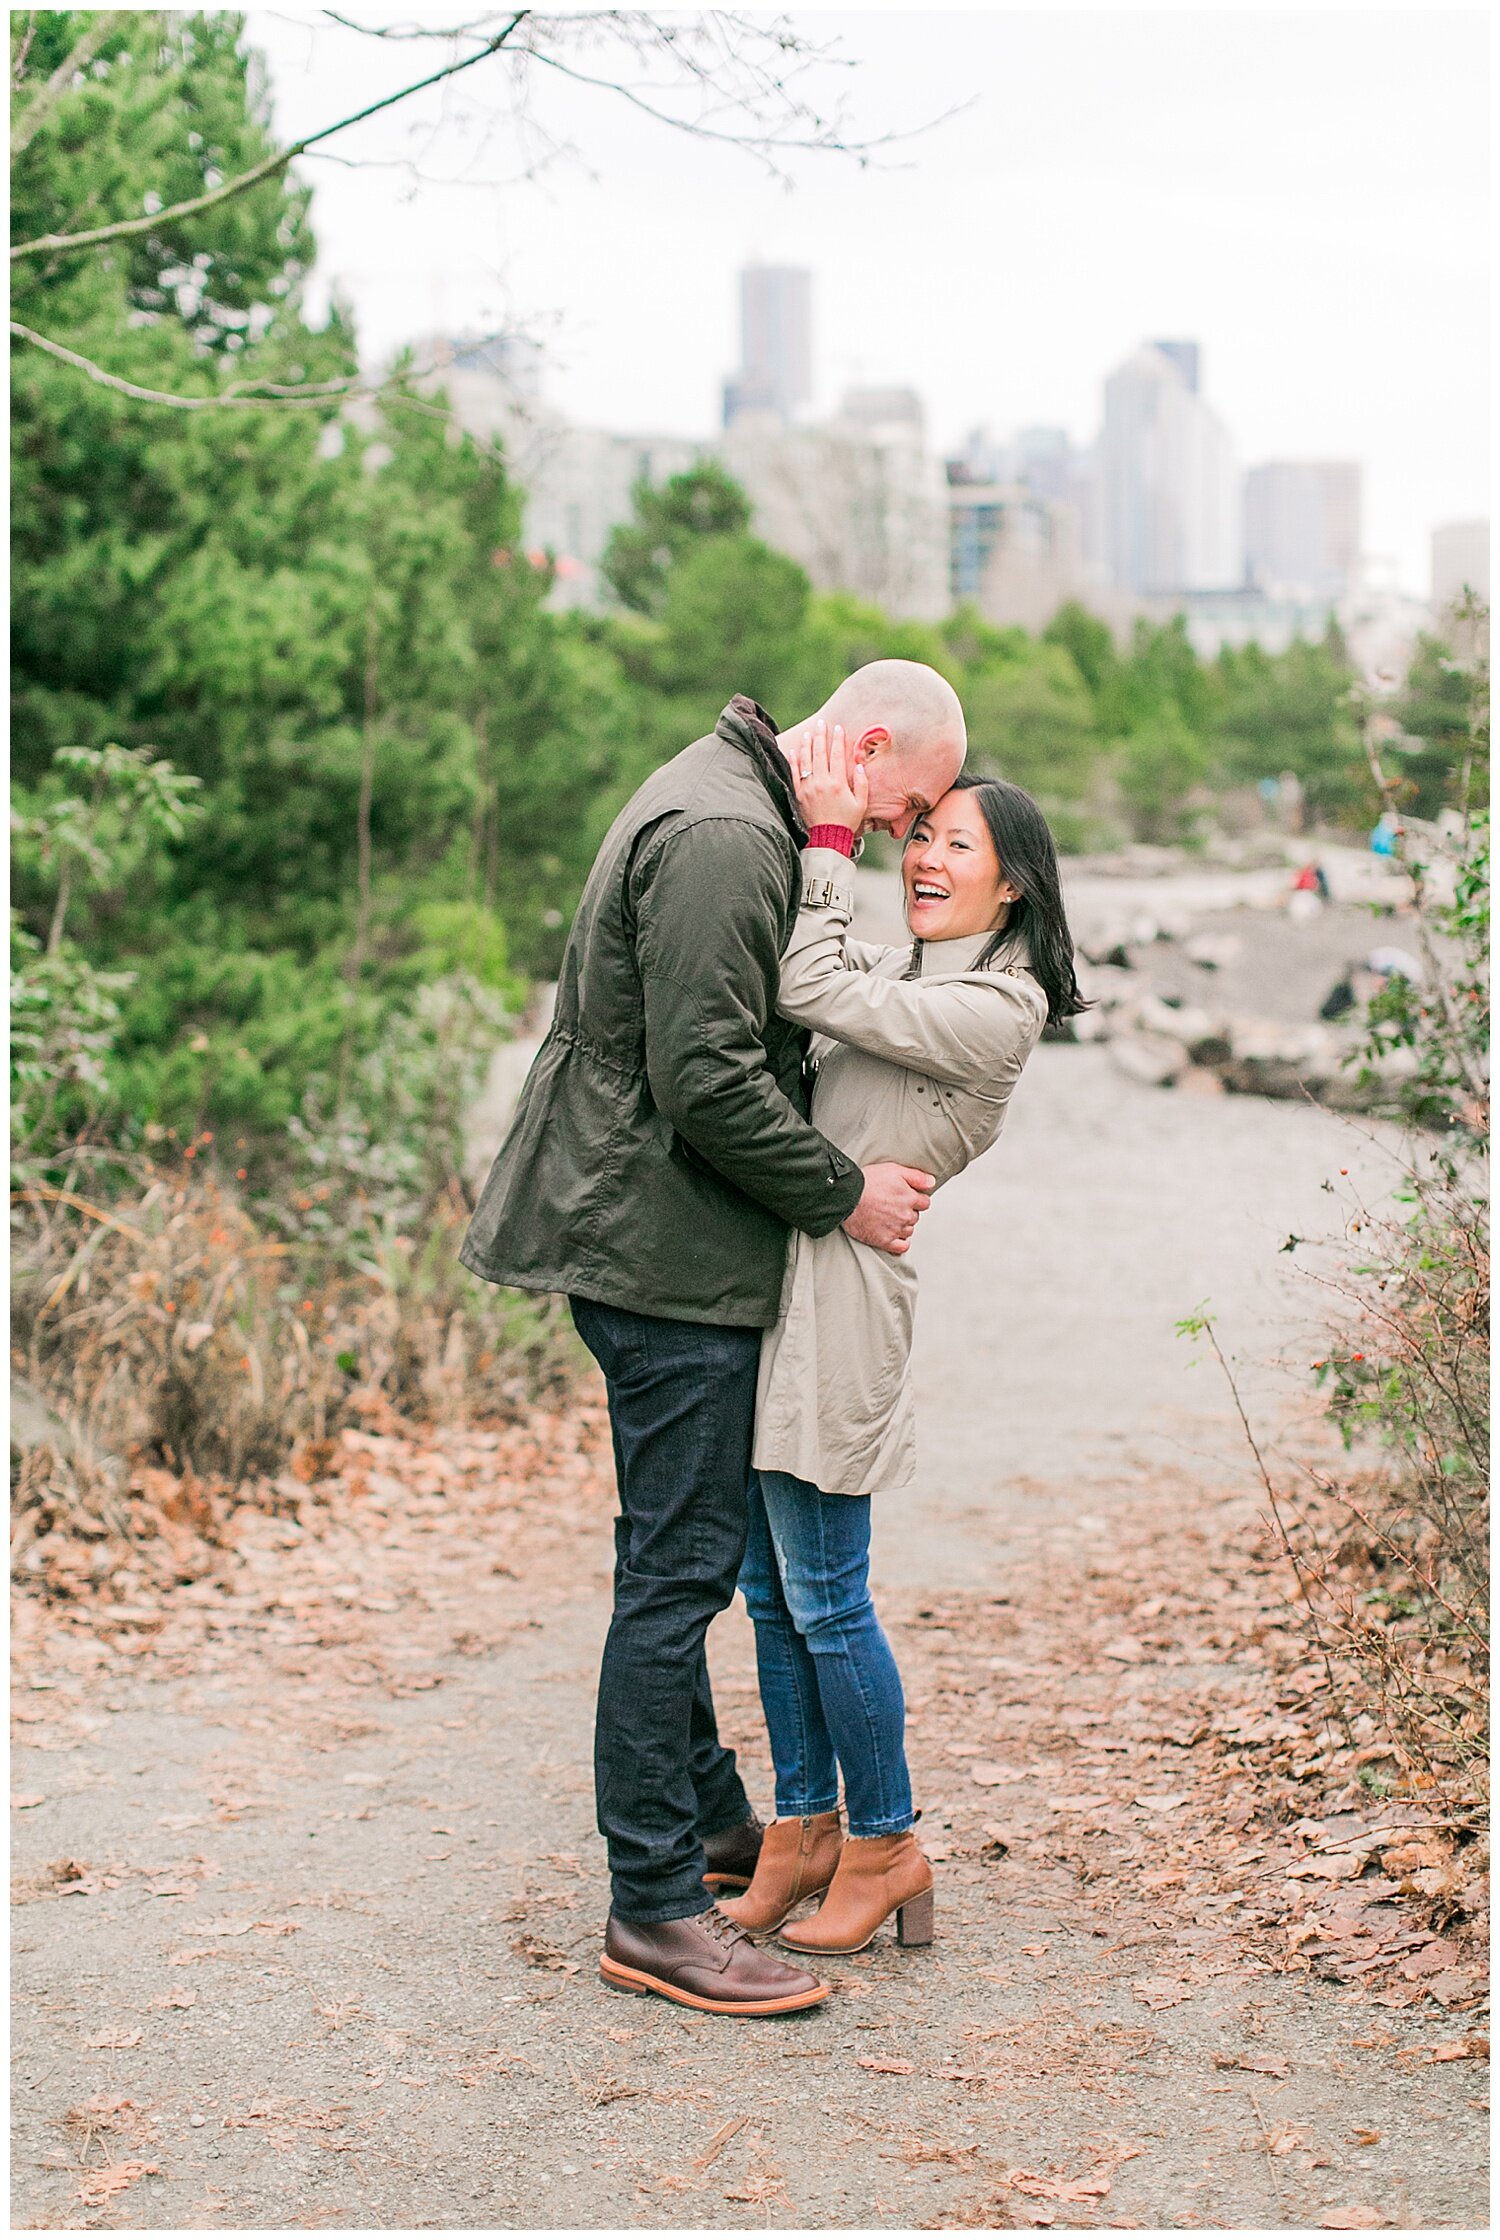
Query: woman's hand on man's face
792 719 868 835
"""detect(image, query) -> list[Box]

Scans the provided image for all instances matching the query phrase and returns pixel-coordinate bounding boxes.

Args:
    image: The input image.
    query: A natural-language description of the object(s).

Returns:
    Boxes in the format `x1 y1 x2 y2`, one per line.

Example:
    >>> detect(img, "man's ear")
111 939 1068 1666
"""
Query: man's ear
853 726 890 763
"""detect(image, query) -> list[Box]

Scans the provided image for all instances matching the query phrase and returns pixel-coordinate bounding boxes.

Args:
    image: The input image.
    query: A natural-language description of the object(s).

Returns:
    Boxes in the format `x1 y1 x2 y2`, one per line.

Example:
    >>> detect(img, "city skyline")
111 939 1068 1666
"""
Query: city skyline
250 9 1488 594
434 283 1426 670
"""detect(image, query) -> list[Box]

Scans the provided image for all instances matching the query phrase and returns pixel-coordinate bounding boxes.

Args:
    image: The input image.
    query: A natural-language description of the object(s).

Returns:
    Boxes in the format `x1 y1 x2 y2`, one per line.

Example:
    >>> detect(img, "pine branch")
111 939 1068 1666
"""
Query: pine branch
11 13 125 159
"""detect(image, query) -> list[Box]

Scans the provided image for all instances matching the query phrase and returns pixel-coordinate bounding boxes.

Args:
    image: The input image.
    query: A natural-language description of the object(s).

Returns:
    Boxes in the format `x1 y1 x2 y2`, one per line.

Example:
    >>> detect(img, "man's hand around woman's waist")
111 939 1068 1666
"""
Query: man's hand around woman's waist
843 1162 935 1256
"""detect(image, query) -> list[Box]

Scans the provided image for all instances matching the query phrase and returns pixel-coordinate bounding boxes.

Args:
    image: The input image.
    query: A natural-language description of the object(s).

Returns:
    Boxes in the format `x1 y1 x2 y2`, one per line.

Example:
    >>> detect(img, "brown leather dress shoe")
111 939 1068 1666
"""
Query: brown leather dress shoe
702 1811 764 1892
601 1906 829 2014
779 1831 934 1955
717 1812 843 1933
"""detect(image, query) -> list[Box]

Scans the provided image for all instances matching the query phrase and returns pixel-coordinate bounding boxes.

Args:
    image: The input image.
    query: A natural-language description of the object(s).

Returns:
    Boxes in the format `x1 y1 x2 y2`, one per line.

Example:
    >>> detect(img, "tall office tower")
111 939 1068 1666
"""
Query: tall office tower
1097 341 1240 593
1151 339 1200 395
1244 462 1362 595
722 264 812 428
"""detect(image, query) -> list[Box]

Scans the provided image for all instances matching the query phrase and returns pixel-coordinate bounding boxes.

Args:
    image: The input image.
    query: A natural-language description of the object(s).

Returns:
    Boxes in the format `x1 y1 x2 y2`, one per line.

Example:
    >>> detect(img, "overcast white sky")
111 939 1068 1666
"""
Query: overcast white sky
250 5 1489 592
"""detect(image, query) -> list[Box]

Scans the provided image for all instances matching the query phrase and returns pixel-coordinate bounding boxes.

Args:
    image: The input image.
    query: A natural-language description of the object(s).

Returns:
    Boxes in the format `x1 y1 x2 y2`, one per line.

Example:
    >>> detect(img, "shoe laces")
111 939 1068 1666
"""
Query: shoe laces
698 1906 746 1949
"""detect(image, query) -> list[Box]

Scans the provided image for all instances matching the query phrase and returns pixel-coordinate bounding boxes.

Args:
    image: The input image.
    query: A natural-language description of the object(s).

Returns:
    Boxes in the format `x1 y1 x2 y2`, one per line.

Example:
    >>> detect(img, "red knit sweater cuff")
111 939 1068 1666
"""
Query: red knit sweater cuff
805 825 855 858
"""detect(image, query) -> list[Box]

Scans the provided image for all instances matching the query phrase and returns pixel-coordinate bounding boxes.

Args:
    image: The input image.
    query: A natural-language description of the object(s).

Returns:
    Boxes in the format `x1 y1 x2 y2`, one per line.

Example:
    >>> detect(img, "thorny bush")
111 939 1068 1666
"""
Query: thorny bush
1266 646 1488 1830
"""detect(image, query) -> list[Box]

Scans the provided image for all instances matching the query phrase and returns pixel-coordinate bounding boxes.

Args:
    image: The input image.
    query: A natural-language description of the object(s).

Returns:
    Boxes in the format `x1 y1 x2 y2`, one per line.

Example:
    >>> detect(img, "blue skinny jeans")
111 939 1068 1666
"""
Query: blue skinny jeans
737 1469 914 1838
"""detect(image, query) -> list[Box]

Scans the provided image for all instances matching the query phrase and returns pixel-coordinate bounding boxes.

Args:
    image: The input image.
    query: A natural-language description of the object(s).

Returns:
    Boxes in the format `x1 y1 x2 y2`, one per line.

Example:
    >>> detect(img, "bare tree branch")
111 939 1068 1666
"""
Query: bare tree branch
522 45 874 167
9 12 529 264
10 320 504 448
11 320 357 409
318 9 953 180
11 12 125 159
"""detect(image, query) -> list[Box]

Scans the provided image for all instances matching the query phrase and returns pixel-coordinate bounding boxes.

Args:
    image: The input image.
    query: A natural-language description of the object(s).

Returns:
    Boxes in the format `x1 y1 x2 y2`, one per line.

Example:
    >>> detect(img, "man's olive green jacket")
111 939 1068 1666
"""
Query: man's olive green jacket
459 698 865 1327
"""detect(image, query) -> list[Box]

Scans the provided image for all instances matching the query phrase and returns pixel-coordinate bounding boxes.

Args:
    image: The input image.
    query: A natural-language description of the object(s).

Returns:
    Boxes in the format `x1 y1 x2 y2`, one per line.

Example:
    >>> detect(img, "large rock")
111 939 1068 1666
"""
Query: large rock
1108 1031 1188 1088
1133 993 1233 1066
1219 1017 1343 1100
1184 932 1244 972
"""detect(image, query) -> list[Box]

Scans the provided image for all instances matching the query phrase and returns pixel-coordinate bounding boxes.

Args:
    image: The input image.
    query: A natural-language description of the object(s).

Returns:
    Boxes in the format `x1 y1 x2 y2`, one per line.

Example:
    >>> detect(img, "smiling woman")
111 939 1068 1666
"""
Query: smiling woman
919 777 1089 1028
903 790 1019 941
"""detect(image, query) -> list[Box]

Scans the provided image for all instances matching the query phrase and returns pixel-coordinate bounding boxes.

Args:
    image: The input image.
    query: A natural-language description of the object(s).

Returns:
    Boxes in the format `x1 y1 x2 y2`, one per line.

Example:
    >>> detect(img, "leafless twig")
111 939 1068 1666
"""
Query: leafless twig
10 13 529 263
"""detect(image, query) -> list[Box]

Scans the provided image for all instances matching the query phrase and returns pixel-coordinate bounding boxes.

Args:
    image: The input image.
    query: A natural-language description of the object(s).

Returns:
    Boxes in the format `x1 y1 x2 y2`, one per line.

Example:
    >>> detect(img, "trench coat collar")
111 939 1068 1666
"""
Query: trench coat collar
716 695 806 845
906 925 1036 978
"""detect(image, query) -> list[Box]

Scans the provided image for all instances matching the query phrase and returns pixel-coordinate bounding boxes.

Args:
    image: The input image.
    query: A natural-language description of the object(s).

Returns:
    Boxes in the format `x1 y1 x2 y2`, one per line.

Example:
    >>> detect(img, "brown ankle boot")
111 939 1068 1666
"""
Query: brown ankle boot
716 1812 843 1934
779 1829 933 1954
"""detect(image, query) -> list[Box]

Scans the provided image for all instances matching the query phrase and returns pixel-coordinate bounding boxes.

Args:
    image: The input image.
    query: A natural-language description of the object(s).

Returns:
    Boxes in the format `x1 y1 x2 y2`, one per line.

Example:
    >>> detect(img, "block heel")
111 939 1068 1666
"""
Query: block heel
896 1886 934 1947
781 1831 935 1955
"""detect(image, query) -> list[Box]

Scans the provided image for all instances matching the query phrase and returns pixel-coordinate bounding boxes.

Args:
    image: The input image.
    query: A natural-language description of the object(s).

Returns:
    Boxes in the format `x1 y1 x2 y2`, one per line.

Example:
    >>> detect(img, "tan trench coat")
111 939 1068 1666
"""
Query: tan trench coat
752 846 1047 1499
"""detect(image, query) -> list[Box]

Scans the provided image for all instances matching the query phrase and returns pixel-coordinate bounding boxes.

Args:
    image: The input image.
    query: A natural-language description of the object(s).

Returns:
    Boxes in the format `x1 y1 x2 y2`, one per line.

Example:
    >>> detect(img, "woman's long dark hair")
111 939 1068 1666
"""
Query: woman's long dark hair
938 775 1088 1024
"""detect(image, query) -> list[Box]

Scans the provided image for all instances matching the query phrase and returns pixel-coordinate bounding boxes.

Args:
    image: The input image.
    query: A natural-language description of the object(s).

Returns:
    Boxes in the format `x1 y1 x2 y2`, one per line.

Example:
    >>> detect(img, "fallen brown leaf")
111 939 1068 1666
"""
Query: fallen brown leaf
76 2158 160 2207
857 2056 915 2074
511 1932 580 1975
1214 2052 1290 2078
83 2027 143 2050
1004 2165 1112 2202
692 2115 748 2169
1411 2036 1488 2064
1131 1976 1192 2009
1397 1937 1461 1977
1319 2209 1384 2230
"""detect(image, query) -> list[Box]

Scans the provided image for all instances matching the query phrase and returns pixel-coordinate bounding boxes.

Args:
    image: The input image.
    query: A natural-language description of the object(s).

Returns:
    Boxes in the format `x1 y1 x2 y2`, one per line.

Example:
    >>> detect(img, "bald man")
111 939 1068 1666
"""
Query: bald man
793 659 967 839
461 665 965 2013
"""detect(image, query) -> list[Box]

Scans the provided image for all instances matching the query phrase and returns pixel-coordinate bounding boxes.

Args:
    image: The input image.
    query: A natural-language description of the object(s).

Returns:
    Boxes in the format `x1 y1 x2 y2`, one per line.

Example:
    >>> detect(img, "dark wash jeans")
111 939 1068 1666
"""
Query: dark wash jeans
569 1297 757 1924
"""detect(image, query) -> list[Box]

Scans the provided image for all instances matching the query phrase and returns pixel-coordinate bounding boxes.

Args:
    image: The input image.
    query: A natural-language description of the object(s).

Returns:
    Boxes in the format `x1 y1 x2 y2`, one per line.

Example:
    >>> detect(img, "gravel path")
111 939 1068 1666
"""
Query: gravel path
11 892 1489 2231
